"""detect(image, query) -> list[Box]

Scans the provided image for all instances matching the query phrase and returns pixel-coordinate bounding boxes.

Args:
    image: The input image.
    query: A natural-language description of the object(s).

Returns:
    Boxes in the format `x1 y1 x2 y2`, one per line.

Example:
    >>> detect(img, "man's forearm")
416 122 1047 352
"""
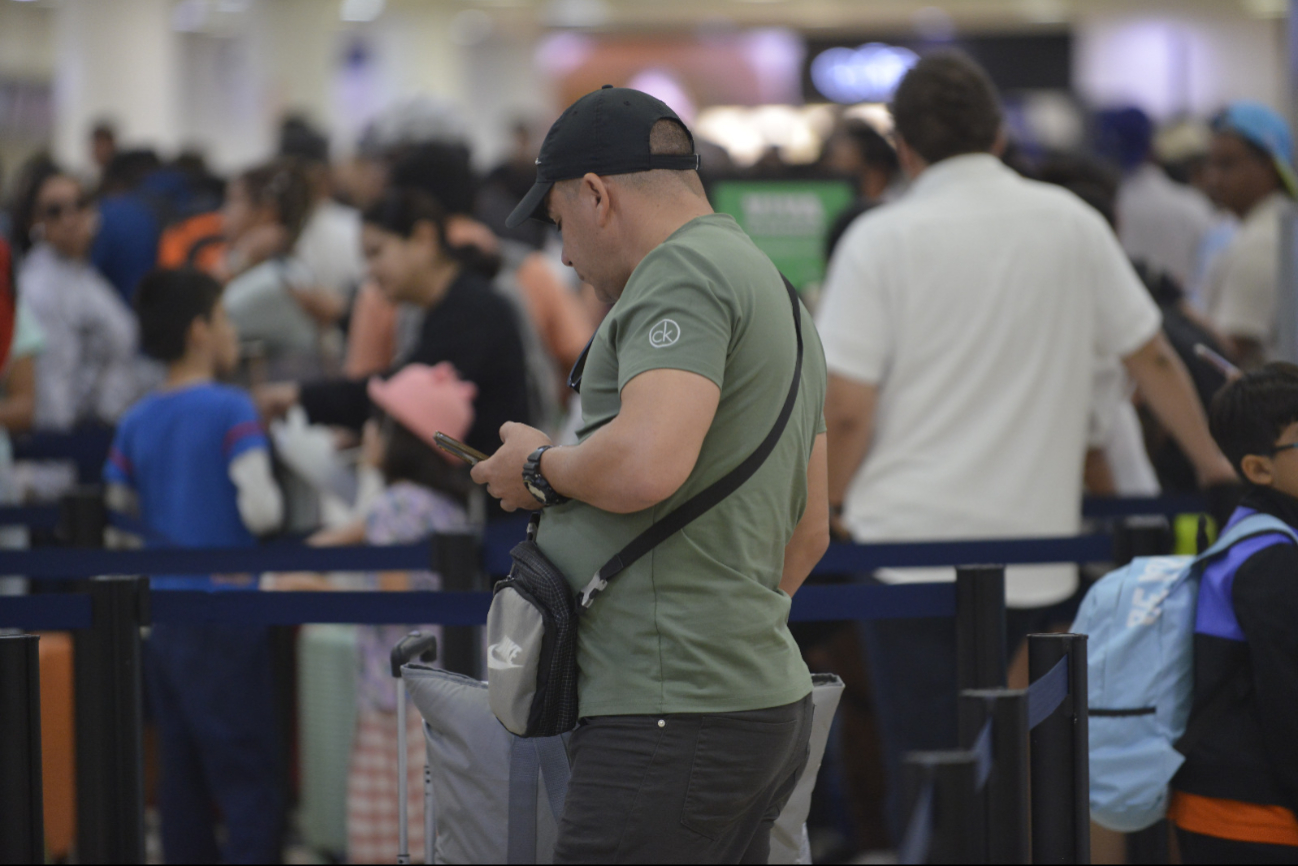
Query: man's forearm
1124 333 1235 485
824 376 878 507
543 426 677 515
780 435 830 597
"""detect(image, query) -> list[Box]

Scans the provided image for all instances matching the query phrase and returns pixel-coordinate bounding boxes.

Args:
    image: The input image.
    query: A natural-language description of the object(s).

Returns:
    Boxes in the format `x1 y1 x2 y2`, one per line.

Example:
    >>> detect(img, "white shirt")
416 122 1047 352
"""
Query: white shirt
817 154 1162 607
294 200 366 300
1203 191 1291 359
1089 359 1160 497
19 244 142 430
1116 164 1214 290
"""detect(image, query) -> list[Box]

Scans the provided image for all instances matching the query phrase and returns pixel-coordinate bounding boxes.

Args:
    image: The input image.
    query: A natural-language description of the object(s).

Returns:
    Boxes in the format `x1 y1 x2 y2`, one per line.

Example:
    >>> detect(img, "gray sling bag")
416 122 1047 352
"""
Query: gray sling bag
487 276 804 737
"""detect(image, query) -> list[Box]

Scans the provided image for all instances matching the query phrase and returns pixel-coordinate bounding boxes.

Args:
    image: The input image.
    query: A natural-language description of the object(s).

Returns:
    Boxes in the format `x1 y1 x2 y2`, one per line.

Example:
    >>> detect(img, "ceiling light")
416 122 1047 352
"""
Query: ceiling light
542 0 611 29
810 43 919 105
340 0 385 24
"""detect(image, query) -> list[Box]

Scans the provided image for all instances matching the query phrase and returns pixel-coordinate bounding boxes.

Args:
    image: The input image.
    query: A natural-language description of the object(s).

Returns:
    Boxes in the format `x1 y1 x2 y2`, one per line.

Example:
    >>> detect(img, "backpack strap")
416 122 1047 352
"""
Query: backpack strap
1175 512 1298 756
577 275 805 609
1196 512 1298 564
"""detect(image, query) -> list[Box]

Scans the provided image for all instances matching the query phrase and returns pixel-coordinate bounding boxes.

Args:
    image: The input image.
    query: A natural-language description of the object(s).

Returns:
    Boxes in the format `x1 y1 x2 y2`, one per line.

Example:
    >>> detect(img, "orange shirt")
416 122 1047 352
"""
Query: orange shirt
158 211 226 276
1169 789 1298 847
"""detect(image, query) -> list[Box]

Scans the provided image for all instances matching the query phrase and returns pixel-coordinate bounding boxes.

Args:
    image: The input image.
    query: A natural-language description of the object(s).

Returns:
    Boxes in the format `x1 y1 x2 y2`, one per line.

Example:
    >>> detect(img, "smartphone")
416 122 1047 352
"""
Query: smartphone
433 431 490 466
1193 343 1242 381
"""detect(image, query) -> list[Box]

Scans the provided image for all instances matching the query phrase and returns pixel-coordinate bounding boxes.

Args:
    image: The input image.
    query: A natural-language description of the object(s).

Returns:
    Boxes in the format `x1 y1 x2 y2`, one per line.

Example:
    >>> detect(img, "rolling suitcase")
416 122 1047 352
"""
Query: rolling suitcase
391 632 439 864
392 626 842 866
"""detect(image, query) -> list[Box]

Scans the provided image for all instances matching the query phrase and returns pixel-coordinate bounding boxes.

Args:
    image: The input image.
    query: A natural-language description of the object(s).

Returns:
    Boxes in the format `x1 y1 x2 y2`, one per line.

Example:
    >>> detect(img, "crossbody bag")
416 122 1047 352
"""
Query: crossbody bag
486 276 805 737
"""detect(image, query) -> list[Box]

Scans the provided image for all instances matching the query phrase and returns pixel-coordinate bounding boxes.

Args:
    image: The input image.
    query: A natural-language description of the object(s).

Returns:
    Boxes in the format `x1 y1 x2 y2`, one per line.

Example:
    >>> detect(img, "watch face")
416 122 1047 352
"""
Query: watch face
525 479 548 503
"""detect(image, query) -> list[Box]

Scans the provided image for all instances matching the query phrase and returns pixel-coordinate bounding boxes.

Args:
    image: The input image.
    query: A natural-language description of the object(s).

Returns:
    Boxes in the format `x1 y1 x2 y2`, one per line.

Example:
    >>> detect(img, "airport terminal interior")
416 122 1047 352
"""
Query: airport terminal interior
1 1 1297 864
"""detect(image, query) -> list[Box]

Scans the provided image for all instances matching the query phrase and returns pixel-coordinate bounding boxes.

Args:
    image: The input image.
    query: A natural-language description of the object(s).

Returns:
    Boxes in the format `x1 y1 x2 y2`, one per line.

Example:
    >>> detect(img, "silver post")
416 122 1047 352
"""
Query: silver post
397 681 410 865
424 762 435 864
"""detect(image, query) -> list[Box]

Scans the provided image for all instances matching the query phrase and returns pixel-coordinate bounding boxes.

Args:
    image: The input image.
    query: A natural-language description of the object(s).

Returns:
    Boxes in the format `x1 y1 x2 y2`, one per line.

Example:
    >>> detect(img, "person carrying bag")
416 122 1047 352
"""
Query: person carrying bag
468 87 831 864
487 271 804 738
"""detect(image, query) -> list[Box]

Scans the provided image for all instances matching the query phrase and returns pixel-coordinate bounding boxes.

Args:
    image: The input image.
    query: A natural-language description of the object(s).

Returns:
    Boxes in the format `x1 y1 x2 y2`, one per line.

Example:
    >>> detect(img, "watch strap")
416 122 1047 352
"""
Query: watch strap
525 445 568 507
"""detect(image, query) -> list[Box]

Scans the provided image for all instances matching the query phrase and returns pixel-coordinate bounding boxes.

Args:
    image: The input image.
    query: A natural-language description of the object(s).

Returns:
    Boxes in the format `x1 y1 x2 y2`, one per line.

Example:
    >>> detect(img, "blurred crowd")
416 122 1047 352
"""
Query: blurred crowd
0 78 1293 862
0 94 1284 510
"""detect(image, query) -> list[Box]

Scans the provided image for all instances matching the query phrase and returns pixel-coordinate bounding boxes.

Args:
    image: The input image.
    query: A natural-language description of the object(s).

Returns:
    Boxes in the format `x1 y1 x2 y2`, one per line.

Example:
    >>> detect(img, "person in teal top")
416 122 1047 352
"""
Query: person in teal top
472 87 830 864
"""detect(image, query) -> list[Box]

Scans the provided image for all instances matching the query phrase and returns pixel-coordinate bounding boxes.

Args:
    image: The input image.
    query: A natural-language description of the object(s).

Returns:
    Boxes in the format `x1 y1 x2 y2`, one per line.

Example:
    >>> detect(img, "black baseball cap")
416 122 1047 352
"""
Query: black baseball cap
505 86 700 228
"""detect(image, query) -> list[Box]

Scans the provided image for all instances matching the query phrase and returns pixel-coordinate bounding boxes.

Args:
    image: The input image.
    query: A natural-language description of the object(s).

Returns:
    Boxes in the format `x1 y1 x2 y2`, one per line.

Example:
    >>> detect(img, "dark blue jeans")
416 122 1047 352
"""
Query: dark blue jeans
145 623 283 864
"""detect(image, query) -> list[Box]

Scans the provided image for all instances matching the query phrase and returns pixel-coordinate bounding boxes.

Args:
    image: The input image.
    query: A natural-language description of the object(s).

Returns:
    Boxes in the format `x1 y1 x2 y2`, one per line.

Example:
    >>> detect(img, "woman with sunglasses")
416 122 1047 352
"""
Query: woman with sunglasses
11 159 141 431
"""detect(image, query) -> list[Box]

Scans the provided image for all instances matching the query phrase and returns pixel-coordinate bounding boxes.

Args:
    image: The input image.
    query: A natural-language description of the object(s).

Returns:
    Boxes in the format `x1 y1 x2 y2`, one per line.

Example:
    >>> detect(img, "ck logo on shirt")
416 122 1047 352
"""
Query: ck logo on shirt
487 636 525 670
649 319 681 348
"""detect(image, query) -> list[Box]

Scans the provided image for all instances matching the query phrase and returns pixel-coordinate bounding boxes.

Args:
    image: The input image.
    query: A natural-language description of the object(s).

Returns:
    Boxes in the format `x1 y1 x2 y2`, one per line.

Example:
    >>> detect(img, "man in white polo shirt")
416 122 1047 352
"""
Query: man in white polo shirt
817 51 1236 835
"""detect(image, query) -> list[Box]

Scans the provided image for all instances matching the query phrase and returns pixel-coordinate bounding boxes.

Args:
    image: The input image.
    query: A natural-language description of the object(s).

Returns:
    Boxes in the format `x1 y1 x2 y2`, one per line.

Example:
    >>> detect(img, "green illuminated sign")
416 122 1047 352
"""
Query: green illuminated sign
710 179 856 292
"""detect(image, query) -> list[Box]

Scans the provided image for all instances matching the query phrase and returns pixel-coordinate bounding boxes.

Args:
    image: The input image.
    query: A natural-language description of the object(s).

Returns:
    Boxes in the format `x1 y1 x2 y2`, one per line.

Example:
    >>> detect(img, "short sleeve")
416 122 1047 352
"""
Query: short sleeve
223 392 269 463
611 251 732 392
1085 214 1163 358
1212 231 1278 341
104 423 133 487
9 301 44 360
815 218 893 385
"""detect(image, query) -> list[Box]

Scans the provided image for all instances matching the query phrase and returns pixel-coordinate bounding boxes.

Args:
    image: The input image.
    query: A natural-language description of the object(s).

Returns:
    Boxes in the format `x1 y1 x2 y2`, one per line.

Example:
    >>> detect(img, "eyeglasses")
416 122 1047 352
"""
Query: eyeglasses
567 335 594 394
1271 442 1298 455
38 196 91 223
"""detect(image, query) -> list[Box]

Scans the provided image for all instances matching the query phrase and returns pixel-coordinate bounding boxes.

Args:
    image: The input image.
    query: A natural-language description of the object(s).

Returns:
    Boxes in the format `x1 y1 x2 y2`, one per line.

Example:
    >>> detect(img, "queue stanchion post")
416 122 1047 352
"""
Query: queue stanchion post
901 750 983 864
1112 517 1173 567
955 564 1007 794
74 577 148 864
0 634 44 865
434 532 483 677
1028 633 1090 865
57 486 107 549
960 689 1030 864
955 566 1007 694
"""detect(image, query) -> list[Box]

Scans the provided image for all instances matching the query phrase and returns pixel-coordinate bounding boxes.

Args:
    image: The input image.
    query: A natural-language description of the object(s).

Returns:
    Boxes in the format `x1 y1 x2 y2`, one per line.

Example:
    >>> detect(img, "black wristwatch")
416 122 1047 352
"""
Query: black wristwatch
523 446 569 507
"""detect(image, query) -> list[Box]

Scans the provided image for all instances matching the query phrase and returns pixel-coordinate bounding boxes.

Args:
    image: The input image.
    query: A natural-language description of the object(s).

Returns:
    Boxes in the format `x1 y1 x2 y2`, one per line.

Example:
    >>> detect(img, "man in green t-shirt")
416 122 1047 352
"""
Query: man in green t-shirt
471 87 830 863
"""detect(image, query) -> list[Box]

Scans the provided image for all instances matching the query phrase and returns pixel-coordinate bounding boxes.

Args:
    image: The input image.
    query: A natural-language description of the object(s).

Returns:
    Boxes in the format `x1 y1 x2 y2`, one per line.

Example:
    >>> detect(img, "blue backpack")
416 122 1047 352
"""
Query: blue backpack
1073 512 1298 832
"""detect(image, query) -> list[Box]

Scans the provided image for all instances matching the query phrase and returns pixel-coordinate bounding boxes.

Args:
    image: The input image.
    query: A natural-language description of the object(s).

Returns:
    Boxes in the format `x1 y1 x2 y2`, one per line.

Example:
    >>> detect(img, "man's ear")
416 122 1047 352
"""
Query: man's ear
991 127 1009 157
1240 454 1274 487
185 315 209 354
894 135 928 180
410 219 442 257
582 173 612 228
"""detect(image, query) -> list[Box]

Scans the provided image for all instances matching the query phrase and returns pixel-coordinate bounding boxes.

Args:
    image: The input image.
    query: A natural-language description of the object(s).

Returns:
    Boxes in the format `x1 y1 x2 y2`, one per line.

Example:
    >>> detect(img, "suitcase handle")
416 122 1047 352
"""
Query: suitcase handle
391 631 439 678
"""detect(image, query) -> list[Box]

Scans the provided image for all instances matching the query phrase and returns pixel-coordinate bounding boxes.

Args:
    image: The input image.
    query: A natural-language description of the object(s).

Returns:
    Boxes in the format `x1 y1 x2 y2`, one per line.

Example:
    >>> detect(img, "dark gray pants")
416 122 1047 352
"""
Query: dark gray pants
553 694 814 864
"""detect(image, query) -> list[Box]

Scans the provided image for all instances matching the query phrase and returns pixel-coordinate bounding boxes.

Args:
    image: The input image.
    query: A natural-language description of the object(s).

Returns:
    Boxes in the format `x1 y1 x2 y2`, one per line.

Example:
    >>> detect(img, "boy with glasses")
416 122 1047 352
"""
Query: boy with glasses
1169 363 1298 862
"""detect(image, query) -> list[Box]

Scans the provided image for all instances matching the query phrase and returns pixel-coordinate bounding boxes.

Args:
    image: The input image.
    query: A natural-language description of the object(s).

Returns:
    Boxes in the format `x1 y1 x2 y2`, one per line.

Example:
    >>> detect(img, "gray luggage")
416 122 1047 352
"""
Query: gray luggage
394 640 844 866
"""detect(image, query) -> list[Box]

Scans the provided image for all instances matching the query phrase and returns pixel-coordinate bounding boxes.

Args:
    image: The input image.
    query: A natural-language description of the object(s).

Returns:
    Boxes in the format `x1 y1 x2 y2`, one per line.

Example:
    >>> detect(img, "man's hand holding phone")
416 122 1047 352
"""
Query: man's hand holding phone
467 422 554 512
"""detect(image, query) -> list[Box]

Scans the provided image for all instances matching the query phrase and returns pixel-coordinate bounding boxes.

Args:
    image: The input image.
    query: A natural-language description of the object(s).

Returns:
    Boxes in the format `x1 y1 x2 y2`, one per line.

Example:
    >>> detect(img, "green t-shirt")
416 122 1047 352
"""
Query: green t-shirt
536 213 827 717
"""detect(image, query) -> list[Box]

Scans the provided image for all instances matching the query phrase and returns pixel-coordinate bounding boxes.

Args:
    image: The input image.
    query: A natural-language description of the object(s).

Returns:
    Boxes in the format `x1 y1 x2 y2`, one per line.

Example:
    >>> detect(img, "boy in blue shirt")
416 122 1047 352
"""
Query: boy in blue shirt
1169 363 1298 862
105 268 284 864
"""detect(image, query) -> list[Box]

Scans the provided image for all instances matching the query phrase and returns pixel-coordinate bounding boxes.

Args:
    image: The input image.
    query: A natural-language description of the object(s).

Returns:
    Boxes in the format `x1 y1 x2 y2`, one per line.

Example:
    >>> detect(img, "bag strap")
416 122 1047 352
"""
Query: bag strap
578 275 805 609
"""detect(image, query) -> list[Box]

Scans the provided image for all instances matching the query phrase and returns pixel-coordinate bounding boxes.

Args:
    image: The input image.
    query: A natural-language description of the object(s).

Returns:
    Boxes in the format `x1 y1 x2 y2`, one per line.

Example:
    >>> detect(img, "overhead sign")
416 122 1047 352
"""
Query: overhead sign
810 43 919 104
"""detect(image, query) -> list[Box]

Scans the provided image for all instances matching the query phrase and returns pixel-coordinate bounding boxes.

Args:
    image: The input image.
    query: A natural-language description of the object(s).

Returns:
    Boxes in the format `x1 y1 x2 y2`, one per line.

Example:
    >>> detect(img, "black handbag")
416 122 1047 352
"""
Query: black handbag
486 276 806 737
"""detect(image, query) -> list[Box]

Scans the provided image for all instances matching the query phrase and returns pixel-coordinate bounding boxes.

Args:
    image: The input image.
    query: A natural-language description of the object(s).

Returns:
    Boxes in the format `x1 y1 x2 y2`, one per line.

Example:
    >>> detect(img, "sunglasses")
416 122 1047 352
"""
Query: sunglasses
1271 442 1298 456
567 335 594 394
38 196 92 222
